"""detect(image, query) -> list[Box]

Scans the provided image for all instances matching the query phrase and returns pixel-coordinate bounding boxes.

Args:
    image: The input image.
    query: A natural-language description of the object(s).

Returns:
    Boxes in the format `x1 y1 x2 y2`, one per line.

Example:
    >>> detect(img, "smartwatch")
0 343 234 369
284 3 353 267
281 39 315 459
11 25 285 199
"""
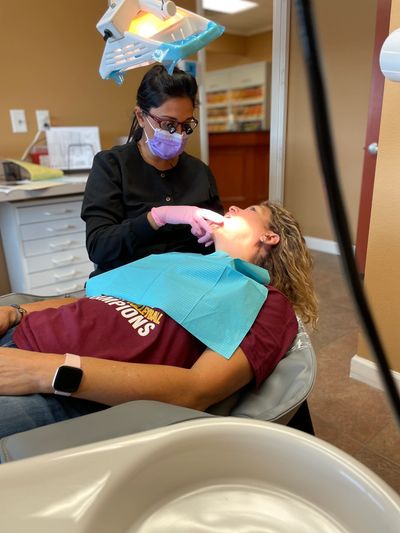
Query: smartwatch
52 353 83 396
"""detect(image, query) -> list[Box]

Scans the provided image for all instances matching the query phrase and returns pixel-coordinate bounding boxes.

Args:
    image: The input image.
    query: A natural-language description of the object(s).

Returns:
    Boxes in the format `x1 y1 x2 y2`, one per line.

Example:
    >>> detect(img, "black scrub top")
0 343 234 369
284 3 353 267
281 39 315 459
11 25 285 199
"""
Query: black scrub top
81 142 224 276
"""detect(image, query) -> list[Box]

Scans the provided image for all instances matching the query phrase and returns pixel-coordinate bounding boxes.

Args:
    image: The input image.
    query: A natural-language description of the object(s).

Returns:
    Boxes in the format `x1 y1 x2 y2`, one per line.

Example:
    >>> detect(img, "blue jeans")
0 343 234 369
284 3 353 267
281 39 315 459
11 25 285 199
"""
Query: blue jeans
0 327 107 439
0 394 107 439
0 325 17 347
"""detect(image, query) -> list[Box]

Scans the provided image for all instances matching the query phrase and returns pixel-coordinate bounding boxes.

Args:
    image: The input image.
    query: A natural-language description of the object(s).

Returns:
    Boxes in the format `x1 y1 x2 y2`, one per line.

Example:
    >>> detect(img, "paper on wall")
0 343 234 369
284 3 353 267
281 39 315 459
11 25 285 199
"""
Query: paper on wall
45 127 101 171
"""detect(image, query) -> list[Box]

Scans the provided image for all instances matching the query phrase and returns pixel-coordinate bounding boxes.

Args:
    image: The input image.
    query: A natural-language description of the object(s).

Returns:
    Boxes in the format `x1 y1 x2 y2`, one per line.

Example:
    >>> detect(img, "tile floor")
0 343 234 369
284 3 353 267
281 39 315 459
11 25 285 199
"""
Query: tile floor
307 251 400 494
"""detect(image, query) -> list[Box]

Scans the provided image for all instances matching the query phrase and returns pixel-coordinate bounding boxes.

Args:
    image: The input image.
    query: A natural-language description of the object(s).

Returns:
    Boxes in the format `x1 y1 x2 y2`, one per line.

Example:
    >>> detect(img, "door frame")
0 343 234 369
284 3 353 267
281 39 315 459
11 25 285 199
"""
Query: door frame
269 0 291 203
355 0 392 275
196 0 209 165
197 0 291 199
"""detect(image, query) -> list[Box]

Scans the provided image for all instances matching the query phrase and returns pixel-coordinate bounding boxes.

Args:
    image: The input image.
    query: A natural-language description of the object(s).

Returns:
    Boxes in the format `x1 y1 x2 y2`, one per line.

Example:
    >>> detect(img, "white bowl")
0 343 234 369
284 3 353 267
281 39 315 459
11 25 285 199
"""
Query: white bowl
0 418 399 532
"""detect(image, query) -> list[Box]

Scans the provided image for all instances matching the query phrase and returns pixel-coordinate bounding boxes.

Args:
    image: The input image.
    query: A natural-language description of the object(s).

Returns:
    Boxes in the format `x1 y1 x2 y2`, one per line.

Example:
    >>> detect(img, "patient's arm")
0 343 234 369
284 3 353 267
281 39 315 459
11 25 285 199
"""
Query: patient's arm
77 347 254 410
0 298 78 335
0 346 253 411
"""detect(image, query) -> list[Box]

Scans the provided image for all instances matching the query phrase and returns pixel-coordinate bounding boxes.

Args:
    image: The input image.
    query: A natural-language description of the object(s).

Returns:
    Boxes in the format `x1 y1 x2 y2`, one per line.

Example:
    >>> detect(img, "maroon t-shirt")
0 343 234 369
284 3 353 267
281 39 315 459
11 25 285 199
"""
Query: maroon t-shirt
13 287 297 387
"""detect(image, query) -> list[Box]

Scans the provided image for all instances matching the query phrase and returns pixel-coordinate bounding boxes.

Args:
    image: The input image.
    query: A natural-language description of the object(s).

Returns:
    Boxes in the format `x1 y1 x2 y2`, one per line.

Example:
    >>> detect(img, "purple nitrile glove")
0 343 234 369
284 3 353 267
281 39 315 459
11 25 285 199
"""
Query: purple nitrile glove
150 205 224 245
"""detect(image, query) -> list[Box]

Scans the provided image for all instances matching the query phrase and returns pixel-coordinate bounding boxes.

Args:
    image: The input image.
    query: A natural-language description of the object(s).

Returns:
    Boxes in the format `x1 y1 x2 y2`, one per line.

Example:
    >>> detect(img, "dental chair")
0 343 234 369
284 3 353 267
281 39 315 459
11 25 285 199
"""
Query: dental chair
0 292 317 462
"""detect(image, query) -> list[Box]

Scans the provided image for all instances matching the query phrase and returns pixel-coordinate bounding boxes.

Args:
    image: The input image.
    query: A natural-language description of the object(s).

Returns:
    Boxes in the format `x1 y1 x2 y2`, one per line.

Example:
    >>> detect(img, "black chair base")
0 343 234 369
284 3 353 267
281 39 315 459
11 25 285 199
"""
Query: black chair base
287 400 315 435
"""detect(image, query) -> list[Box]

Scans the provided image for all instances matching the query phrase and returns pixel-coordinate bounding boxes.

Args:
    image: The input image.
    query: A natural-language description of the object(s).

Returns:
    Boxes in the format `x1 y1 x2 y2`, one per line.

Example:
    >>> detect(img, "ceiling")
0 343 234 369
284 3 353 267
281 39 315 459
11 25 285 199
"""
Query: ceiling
203 0 273 37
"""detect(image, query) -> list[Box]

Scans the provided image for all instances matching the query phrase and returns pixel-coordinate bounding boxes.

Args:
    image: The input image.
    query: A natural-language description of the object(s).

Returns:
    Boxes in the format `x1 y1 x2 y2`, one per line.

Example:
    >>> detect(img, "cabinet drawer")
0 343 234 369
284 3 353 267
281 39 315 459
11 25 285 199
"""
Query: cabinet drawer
20 218 86 241
17 201 82 225
28 277 89 297
23 233 86 257
28 262 93 290
25 247 90 274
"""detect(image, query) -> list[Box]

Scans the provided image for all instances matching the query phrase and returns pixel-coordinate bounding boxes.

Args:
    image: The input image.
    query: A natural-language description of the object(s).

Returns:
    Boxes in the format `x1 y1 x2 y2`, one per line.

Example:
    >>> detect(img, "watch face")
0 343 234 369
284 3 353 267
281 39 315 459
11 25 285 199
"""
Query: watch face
53 366 83 393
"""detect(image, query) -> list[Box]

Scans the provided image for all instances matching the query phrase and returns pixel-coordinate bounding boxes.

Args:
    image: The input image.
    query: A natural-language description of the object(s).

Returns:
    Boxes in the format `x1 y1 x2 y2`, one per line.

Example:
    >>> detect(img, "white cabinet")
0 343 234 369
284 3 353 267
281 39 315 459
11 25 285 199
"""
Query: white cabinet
205 61 271 133
0 195 93 295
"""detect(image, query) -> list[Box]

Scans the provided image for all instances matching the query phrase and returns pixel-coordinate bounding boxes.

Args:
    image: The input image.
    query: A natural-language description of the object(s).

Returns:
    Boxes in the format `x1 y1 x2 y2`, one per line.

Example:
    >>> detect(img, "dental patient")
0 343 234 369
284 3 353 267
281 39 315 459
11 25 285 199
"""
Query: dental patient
0 202 318 439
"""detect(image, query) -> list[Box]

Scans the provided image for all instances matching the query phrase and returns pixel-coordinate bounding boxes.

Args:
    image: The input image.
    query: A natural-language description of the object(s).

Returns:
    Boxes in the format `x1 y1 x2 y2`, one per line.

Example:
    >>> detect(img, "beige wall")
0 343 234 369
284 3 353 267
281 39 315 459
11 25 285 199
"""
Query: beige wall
206 31 272 70
357 2 400 371
246 32 273 61
1 1 141 159
285 0 377 241
0 0 199 160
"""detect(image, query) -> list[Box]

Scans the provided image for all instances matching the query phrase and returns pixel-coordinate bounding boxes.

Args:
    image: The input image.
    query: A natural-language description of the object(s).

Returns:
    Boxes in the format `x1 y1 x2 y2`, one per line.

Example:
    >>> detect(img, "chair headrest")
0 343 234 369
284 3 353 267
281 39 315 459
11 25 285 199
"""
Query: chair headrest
207 318 317 422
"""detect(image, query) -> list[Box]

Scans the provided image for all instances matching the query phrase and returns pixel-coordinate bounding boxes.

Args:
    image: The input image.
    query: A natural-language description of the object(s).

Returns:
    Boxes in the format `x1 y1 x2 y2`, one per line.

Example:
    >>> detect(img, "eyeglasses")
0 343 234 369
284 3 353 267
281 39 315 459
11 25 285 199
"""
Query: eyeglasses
146 111 198 135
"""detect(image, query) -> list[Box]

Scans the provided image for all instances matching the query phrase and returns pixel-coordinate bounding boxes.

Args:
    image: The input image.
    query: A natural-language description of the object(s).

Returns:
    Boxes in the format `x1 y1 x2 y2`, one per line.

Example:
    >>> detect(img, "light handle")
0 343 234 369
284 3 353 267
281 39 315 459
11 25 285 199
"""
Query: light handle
139 0 176 20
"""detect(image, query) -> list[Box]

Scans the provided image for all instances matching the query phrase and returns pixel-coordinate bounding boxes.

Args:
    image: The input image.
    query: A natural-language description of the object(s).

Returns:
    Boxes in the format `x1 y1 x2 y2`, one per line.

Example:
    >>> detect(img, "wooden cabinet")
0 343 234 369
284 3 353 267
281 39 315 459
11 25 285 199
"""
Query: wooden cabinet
208 131 270 210
0 195 93 295
205 62 271 133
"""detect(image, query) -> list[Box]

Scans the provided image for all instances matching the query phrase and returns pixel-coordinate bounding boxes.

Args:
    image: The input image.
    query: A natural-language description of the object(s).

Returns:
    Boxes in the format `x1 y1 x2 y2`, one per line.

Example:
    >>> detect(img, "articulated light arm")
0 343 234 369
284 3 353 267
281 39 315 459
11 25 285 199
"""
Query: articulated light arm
97 0 224 84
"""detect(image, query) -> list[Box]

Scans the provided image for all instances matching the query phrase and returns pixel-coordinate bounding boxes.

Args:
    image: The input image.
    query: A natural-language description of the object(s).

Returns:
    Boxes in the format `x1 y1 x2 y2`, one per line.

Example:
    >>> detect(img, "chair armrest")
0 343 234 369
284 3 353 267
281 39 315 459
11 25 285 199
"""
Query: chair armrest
0 400 213 462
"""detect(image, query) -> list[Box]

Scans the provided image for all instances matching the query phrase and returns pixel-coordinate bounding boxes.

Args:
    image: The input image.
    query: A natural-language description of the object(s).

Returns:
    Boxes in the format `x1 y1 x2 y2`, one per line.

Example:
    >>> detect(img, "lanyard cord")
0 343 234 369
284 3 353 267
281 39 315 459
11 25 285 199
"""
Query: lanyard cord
294 0 400 424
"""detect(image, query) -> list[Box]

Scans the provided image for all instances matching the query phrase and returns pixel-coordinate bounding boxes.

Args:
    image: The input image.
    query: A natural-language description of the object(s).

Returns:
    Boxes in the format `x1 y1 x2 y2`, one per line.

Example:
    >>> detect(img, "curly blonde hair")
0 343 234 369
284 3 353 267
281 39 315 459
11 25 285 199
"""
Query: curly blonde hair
256 201 318 328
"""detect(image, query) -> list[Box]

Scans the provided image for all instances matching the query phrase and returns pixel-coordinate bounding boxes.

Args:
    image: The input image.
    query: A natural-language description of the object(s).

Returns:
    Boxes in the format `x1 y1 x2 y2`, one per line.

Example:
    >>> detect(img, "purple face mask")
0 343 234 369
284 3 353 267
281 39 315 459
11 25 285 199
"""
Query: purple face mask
144 117 188 160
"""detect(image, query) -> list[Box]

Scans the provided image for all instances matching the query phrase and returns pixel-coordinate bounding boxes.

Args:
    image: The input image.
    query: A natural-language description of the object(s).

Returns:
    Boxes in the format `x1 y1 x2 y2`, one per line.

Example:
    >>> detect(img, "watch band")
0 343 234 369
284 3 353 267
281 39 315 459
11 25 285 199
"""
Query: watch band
64 353 81 369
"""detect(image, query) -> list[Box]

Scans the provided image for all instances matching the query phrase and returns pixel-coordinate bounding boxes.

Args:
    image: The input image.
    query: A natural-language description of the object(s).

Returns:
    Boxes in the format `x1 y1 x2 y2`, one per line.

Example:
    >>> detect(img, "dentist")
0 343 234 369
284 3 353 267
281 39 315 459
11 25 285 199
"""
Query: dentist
81 64 224 277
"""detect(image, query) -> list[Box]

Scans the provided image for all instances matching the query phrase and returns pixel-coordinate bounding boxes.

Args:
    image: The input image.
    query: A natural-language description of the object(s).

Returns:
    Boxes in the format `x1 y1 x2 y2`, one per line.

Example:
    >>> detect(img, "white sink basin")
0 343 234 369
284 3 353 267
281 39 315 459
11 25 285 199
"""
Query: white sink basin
0 418 399 532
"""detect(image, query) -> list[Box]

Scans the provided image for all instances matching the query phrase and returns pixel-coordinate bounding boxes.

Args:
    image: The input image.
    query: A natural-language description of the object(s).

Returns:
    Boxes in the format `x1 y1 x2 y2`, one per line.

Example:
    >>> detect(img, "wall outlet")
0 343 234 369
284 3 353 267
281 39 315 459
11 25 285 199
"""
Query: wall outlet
10 109 28 133
35 109 51 131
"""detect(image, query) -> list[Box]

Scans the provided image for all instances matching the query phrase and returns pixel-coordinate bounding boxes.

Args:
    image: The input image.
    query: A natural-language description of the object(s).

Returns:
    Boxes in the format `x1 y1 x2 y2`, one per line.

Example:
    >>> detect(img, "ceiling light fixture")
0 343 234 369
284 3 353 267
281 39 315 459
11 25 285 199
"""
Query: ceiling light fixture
202 0 258 15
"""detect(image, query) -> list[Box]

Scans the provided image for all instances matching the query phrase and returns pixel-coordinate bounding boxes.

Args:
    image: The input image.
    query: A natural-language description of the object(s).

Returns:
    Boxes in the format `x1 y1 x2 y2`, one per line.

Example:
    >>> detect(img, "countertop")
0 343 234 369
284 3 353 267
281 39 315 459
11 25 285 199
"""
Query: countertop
0 174 88 203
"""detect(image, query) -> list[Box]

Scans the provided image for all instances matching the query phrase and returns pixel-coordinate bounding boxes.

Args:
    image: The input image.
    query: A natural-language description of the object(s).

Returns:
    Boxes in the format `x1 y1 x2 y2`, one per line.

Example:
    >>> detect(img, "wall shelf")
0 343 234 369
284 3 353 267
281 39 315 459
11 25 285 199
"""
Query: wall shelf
205 62 271 133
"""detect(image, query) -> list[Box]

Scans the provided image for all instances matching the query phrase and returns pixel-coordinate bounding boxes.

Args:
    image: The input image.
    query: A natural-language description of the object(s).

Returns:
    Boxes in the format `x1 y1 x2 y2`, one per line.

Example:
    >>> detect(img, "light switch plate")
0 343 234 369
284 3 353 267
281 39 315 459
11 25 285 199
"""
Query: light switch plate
10 109 28 133
35 109 51 131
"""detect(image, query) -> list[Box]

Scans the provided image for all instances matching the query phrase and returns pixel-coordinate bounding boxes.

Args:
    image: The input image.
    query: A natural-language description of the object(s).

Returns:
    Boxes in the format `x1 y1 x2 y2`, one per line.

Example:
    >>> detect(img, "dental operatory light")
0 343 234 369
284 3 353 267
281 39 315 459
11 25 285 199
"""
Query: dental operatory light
379 28 400 81
202 0 258 15
97 0 224 84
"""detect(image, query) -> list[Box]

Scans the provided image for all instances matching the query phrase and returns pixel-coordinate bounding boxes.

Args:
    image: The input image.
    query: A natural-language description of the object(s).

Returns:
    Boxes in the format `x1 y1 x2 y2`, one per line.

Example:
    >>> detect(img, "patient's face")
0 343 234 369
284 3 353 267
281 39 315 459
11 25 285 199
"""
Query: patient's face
212 205 271 262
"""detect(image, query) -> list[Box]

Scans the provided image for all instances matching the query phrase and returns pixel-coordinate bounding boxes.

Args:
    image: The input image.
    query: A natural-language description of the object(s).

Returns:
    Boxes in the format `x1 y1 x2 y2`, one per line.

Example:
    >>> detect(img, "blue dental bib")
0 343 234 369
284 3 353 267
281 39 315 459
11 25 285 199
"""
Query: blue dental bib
86 251 269 358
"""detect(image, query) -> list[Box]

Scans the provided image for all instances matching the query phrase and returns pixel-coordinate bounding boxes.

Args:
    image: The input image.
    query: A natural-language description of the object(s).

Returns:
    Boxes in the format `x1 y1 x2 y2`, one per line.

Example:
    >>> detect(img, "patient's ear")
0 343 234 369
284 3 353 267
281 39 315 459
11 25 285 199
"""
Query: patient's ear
260 232 280 246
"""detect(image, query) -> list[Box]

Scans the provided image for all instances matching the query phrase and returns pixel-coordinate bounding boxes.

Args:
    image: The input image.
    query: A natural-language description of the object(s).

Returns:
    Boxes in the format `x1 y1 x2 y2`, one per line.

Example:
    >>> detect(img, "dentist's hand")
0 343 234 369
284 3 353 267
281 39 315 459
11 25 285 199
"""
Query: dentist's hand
149 206 224 246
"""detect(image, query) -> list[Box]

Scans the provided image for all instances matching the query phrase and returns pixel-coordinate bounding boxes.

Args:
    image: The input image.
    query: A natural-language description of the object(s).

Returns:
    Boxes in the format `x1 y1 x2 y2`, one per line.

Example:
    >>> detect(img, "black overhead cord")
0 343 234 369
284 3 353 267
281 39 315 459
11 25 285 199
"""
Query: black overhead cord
294 0 400 424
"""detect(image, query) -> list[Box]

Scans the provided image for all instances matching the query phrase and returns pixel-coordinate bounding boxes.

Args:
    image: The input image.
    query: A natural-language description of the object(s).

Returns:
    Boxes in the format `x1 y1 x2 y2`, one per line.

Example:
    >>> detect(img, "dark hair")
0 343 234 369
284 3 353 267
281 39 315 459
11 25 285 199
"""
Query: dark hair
127 64 198 142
